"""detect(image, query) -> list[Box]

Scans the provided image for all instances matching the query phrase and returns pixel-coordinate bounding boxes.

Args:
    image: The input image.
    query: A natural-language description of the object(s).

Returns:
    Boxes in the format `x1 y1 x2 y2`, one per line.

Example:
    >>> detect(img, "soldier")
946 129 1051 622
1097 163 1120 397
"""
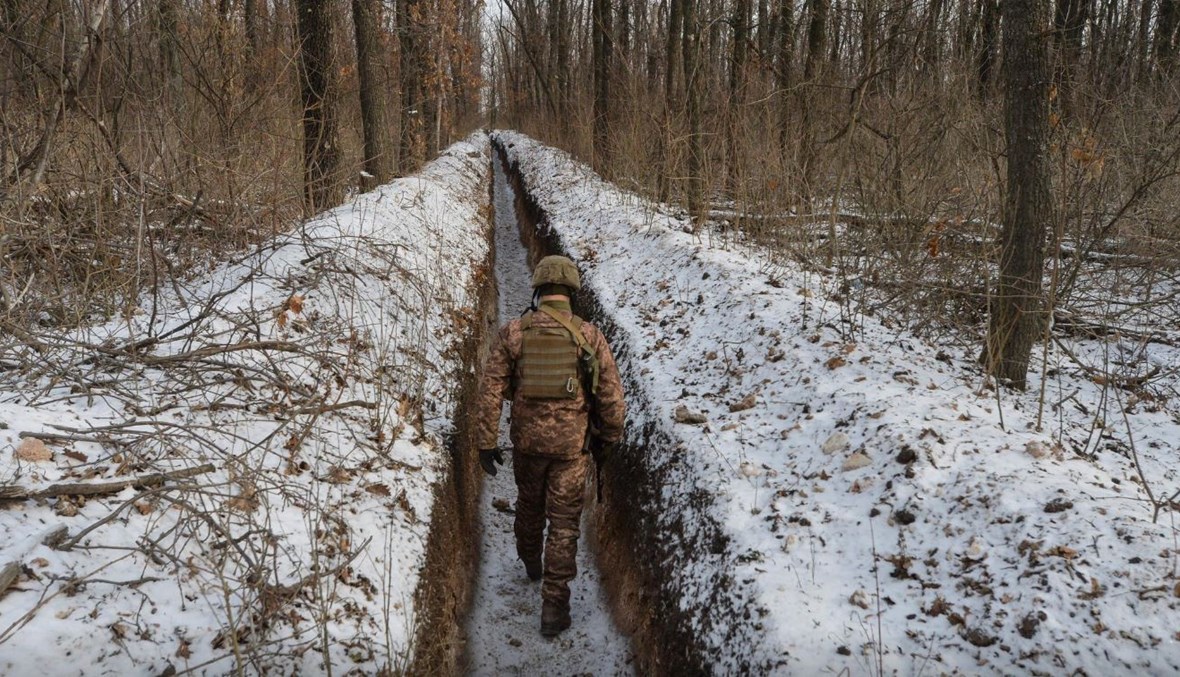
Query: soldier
475 254 626 636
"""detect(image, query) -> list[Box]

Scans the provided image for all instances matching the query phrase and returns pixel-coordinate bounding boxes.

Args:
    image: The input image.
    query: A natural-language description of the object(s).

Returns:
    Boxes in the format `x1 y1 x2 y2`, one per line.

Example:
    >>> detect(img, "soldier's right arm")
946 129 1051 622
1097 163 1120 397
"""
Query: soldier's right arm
474 323 516 450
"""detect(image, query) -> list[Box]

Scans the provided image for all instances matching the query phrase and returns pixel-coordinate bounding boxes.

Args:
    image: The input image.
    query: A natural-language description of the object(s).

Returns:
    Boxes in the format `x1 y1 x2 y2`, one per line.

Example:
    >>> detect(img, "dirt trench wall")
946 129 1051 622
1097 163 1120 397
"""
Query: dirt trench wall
404 166 498 675
493 140 741 675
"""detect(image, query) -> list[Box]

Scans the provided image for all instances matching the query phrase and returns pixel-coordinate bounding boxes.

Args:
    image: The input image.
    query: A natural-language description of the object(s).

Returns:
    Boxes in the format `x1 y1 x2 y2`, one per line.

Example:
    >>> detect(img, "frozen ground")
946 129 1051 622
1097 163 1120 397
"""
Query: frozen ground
0 136 491 674
462 154 633 675
496 130 1180 675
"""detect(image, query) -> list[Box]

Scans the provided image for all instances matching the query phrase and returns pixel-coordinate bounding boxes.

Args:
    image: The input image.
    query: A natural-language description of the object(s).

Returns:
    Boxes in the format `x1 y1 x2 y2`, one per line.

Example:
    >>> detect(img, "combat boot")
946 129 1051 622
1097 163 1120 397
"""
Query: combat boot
524 559 542 582
540 600 571 637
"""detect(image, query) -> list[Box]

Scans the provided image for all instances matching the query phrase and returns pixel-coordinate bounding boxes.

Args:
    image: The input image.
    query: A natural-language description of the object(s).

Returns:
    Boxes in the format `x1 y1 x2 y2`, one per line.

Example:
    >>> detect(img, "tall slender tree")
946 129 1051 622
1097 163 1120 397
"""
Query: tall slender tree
296 0 342 212
592 0 614 169
984 0 1054 388
683 0 705 225
352 0 394 188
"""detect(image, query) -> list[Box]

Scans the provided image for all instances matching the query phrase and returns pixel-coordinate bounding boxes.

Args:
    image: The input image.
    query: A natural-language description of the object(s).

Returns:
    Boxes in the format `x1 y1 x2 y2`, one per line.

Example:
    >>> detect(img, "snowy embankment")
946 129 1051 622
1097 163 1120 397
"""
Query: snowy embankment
495 130 1180 674
0 136 491 674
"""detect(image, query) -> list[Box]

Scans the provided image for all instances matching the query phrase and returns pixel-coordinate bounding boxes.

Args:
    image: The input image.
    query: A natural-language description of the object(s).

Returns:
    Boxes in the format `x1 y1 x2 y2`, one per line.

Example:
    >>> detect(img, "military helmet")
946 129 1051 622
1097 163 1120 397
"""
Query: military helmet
531 255 581 291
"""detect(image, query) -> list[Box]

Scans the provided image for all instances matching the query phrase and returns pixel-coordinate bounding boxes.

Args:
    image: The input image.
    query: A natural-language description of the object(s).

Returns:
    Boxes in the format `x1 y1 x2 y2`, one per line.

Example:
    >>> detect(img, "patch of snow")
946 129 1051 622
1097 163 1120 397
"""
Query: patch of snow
0 135 492 674
495 130 1180 675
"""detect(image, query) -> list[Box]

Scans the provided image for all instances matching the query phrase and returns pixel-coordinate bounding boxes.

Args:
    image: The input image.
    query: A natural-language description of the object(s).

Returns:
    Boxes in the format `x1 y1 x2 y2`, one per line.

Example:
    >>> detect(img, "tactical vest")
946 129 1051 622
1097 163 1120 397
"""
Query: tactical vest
516 307 599 400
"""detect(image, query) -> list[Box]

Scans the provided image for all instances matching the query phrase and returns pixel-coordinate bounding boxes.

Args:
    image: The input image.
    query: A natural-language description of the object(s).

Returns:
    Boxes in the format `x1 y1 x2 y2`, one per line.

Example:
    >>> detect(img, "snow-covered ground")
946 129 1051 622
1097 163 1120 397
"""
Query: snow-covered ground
495 130 1180 674
0 136 492 674
462 154 633 674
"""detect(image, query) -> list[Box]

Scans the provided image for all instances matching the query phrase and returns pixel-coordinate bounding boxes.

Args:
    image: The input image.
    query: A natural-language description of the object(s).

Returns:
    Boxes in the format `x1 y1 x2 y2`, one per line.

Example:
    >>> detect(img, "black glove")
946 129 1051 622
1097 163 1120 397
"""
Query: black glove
479 448 504 476
591 440 616 467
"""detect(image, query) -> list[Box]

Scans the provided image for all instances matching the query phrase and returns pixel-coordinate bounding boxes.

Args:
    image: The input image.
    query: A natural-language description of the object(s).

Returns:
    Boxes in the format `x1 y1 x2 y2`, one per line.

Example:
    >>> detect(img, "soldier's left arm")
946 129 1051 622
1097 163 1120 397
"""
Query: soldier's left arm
474 323 516 450
589 326 626 443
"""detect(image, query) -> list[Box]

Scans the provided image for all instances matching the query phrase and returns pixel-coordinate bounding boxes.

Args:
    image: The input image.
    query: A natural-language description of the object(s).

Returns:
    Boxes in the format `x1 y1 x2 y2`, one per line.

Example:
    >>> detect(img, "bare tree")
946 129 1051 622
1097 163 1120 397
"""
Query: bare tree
683 0 705 225
984 0 1055 388
592 0 614 169
353 0 394 189
296 0 342 212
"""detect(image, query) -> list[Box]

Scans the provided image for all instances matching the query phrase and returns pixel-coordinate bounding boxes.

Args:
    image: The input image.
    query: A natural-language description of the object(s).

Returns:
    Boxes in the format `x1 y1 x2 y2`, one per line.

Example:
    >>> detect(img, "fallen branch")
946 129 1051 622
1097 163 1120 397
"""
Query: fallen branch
0 463 216 501
1054 310 1178 347
0 563 20 601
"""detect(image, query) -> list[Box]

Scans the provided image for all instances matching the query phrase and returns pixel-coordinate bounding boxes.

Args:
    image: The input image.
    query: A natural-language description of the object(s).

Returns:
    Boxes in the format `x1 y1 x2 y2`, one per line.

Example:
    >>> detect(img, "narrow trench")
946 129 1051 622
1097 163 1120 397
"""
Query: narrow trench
460 152 635 674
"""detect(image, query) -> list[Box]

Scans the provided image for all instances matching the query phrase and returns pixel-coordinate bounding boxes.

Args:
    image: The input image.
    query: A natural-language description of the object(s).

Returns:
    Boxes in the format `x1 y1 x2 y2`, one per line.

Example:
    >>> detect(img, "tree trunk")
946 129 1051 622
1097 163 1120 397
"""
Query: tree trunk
777 0 794 159
1053 0 1089 118
592 0 613 170
727 0 750 195
1157 0 1179 75
296 0 342 213
804 0 828 79
984 0 1054 389
659 0 683 202
683 0 705 226
1138 0 1154 80
352 0 393 189
244 0 259 60
157 0 179 96
976 0 1000 98
398 0 423 170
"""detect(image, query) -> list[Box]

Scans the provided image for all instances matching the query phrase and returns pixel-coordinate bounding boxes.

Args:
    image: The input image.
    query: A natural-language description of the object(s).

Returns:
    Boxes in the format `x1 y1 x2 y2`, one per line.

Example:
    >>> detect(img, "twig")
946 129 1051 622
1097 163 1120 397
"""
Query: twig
0 463 215 501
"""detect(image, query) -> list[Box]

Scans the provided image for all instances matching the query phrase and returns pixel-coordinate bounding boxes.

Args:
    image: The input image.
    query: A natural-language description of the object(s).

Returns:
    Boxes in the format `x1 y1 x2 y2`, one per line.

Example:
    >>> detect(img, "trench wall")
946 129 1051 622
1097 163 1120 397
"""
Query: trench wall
492 139 747 675
404 165 498 675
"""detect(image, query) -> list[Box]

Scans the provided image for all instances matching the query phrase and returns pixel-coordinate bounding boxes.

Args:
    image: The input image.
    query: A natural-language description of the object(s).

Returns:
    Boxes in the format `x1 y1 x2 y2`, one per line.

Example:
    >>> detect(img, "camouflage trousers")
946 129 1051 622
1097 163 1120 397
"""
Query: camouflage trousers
512 451 590 608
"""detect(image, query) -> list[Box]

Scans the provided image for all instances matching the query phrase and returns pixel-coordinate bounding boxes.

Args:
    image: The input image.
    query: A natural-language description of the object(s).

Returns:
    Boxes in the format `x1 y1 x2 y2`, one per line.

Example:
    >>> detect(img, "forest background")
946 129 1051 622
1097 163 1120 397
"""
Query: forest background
1 0 1178 390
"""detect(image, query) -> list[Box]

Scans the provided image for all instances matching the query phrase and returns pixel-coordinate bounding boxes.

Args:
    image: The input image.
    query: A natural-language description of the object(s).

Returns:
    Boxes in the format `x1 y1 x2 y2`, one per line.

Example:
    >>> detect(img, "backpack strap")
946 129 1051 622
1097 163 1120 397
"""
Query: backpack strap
537 304 600 395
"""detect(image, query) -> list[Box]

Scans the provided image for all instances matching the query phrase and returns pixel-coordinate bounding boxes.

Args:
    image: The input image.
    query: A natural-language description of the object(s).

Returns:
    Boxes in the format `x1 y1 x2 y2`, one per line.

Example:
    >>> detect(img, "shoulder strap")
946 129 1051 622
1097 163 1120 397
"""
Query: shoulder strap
537 305 600 395
537 305 589 351
520 310 533 330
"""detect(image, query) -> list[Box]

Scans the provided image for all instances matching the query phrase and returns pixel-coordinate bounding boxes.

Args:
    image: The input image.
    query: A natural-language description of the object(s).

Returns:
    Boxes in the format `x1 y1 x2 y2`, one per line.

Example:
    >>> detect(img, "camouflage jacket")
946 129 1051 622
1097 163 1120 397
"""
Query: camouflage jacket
476 300 625 458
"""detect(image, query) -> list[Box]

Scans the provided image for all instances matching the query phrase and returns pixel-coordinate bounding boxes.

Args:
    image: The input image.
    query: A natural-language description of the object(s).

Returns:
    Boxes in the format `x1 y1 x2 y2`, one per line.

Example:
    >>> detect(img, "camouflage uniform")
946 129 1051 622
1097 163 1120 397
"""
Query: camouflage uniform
476 299 625 609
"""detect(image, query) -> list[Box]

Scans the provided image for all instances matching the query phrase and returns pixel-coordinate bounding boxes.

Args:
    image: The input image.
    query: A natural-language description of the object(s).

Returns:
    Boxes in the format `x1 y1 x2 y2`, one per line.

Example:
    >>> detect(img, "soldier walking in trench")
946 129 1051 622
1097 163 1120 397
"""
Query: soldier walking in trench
475 255 626 636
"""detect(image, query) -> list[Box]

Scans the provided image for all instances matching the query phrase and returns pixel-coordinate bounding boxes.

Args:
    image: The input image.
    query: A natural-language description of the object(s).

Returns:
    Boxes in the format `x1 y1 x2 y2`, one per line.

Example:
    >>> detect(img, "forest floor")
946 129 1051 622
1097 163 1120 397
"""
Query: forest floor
461 157 633 675
0 137 492 674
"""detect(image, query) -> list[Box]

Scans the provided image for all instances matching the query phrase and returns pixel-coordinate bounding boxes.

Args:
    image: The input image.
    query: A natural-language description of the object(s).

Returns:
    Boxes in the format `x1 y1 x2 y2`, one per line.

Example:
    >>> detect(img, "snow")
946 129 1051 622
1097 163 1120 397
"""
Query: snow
462 153 634 673
495 130 1180 674
0 135 492 674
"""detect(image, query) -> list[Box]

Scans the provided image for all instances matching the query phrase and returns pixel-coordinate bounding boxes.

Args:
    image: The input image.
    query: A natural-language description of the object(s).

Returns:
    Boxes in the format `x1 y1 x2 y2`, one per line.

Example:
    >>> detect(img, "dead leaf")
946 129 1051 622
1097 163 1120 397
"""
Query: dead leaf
63 450 88 463
825 356 846 370
14 437 51 462
673 404 708 425
1048 545 1078 560
287 294 304 314
365 483 391 497
728 393 756 413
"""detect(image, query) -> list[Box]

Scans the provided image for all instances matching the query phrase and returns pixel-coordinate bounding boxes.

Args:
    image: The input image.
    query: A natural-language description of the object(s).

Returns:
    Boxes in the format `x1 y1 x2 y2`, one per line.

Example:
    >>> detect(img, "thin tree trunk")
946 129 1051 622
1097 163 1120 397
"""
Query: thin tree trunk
398 0 423 169
683 0 705 226
727 0 750 196
352 0 393 189
244 0 259 60
1053 0 1090 119
592 0 613 170
659 0 683 202
805 0 828 79
984 0 1054 389
1157 0 1179 75
296 0 342 213
777 0 794 161
976 0 999 99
